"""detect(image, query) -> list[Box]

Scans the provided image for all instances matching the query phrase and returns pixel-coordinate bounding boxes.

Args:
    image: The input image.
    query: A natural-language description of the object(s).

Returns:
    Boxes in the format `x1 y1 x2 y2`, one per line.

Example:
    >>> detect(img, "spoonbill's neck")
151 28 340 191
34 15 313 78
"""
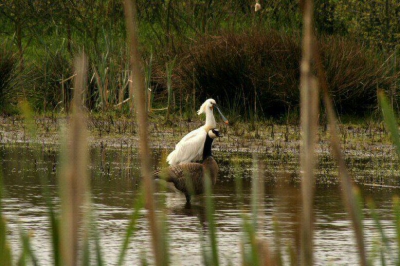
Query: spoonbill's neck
204 107 216 131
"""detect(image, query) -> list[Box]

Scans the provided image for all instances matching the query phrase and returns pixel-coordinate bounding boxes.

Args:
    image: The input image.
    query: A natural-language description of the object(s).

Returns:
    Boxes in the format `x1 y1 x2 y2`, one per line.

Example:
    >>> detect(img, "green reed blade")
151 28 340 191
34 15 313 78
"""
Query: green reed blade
235 159 260 266
380 248 386 266
94 232 104 266
117 187 144 266
159 211 170 266
0 217 12 266
242 219 260 266
251 158 258 231
233 161 244 208
378 91 400 159
17 226 39 266
272 216 283 266
140 250 149 266
16 103 40 266
145 51 153 112
204 173 219 266
200 232 210 265
83 207 95 266
0 169 3 212
287 243 297 266
47 205 61 266
367 199 394 262
393 196 400 265
17 249 26 266
92 214 104 266
22 100 62 266
37 169 60 266
82 237 90 266
0 169 12 266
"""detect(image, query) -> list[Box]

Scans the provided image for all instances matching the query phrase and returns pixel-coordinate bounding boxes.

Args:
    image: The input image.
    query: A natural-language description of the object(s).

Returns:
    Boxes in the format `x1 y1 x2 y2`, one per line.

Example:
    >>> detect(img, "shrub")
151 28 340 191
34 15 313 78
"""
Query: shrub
155 30 398 120
320 36 397 115
155 30 301 120
12 51 73 112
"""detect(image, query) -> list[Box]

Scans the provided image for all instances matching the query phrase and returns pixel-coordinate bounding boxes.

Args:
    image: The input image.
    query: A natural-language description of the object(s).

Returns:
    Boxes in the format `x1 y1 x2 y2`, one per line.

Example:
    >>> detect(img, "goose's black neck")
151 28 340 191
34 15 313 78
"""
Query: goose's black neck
202 135 214 160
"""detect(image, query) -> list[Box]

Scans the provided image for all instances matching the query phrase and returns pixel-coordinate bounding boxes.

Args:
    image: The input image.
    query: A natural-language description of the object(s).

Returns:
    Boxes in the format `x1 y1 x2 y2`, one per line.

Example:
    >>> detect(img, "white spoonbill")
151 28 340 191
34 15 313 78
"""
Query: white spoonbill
166 99 228 165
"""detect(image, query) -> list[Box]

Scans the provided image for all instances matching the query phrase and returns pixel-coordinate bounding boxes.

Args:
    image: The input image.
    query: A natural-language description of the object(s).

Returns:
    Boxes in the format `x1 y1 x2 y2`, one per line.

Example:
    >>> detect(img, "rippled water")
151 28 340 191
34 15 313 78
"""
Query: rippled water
1 143 399 265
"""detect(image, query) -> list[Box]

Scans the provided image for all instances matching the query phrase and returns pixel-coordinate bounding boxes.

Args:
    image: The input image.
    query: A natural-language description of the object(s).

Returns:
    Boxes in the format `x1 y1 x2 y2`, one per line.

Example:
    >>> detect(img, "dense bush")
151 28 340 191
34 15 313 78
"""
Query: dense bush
321 36 396 115
173 30 300 119
155 30 398 120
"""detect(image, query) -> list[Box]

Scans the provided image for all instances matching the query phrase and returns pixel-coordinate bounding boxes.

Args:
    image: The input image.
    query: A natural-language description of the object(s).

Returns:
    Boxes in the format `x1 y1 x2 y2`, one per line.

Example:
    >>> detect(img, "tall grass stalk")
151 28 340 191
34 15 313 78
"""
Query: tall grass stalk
145 52 153 113
19 99 64 266
59 54 90 266
247 156 269 265
93 65 109 110
204 173 219 266
299 0 319 264
313 22 368 266
0 167 12 266
250 157 259 231
250 156 265 234
393 197 400 264
17 226 39 265
377 92 400 263
272 217 283 266
117 187 145 265
117 68 130 110
367 198 394 263
235 157 272 265
123 1 167 266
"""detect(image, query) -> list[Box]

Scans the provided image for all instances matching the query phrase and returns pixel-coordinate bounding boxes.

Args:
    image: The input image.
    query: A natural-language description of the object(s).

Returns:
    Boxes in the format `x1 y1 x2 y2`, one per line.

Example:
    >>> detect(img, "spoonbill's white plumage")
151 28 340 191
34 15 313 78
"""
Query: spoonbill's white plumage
166 99 228 166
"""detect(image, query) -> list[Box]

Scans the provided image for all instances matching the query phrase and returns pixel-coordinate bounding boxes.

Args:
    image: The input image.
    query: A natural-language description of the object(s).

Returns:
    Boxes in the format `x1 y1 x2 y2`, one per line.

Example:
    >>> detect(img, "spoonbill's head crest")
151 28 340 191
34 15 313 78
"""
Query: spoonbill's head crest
197 99 216 115
208 129 220 139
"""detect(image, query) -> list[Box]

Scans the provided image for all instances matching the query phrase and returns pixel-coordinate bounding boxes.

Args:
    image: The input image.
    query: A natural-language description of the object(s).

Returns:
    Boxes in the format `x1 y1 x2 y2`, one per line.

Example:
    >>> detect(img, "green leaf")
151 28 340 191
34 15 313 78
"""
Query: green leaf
367 199 393 263
378 91 400 158
204 173 219 266
117 187 145 266
17 227 39 266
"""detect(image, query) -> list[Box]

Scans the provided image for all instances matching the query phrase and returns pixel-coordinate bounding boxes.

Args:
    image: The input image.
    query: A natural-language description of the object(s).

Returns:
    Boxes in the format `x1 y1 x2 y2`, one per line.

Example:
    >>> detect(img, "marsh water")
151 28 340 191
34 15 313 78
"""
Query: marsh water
2 143 400 265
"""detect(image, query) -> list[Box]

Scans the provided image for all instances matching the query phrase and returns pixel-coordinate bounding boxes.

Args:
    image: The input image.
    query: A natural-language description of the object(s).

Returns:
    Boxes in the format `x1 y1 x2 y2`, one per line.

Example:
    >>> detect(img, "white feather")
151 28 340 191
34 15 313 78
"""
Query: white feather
167 98 222 165
197 98 216 115
166 127 207 165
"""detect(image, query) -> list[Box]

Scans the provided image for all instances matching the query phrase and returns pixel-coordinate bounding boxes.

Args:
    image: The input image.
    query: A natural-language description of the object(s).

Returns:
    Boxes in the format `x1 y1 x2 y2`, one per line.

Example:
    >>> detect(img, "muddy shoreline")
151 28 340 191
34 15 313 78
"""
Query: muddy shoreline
1 115 399 185
0 115 394 154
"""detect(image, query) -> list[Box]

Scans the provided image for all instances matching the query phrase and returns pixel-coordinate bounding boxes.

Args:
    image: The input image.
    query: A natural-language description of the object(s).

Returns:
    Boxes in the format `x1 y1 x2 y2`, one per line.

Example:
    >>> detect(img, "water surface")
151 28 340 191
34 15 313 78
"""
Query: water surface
1 144 399 265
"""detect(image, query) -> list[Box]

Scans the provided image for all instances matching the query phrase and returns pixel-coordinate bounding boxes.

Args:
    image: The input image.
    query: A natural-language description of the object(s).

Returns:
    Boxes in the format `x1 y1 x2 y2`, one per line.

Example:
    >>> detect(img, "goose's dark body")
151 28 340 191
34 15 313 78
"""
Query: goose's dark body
155 129 220 203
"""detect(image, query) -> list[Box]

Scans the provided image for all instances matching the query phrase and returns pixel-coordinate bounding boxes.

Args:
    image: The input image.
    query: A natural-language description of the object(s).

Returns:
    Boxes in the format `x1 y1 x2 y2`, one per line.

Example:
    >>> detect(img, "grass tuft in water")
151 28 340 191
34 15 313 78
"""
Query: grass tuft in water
0 168 12 266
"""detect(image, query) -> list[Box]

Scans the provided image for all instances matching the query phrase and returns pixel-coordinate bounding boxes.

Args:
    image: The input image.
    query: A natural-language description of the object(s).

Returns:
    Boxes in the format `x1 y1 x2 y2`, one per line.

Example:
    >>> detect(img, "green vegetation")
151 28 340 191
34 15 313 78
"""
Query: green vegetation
0 0 399 121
